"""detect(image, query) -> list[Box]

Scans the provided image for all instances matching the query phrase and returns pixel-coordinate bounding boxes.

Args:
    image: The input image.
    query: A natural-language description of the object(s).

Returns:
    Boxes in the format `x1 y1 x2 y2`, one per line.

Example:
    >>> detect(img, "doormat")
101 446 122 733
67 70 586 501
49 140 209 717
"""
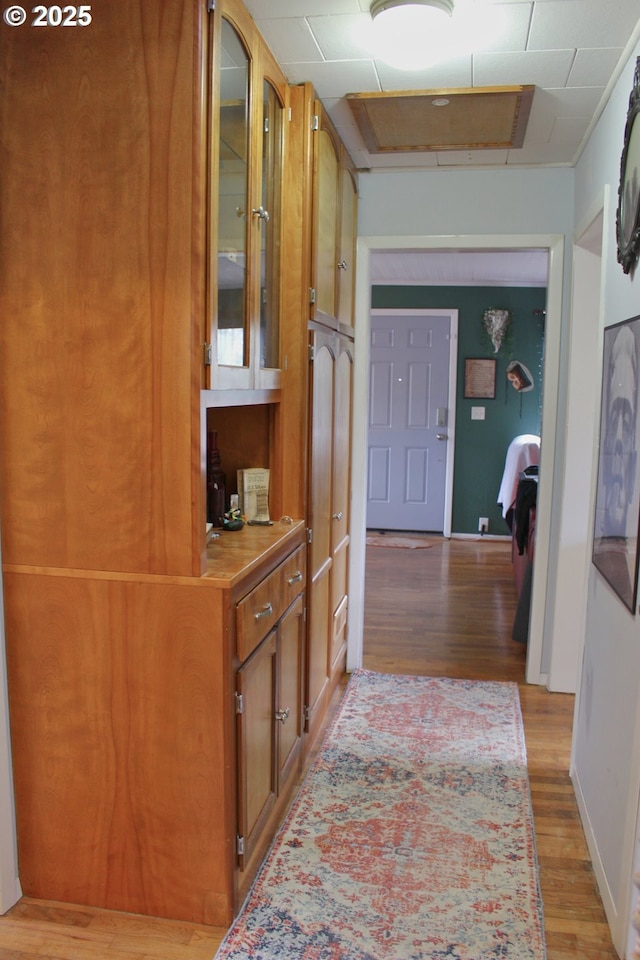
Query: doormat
365 534 437 548
215 669 546 960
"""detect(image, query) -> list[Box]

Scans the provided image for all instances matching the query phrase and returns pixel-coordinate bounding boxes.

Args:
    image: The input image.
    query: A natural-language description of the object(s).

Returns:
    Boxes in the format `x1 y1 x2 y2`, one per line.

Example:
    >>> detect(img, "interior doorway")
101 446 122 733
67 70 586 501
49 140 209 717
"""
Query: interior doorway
347 232 565 689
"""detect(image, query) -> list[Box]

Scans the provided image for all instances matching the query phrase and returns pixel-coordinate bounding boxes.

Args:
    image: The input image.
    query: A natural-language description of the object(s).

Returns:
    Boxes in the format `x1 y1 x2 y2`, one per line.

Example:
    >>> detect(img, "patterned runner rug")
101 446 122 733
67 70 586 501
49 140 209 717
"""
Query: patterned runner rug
215 669 546 960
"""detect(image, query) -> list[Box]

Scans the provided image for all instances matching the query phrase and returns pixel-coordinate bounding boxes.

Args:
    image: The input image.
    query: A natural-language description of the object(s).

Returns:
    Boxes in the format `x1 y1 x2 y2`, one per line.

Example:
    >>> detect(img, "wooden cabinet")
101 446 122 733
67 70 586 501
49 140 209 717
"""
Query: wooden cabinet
284 84 357 750
206 0 288 392
292 87 358 336
3 522 306 926
0 0 353 931
306 330 354 743
236 592 305 880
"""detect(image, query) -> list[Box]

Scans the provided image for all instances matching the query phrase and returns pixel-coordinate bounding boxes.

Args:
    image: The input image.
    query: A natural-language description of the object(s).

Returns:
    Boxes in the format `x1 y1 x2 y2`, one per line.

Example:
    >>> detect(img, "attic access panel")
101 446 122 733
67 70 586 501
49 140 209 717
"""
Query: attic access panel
346 86 535 154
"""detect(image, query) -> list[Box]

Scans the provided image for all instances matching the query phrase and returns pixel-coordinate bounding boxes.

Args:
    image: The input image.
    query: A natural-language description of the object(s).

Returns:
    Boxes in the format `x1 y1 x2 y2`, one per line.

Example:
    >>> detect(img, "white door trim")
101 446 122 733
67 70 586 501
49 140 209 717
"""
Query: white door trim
347 232 565 690
369 308 458 538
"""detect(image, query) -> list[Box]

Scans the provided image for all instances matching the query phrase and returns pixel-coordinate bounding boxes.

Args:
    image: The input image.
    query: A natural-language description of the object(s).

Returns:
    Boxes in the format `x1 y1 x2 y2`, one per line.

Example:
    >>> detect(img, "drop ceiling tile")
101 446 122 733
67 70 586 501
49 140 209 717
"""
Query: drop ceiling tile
374 56 473 90
507 140 577 164
284 59 381 98
567 47 625 87
254 18 323 65
469 2 532 53
307 13 376 60
548 116 591 146
245 0 361 19
529 0 640 49
473 49 575 87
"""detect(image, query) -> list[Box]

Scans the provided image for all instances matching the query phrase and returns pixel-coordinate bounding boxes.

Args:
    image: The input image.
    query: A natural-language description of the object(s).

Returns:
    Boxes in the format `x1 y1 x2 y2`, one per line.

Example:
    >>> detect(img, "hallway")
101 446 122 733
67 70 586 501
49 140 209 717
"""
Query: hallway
363 534 618 960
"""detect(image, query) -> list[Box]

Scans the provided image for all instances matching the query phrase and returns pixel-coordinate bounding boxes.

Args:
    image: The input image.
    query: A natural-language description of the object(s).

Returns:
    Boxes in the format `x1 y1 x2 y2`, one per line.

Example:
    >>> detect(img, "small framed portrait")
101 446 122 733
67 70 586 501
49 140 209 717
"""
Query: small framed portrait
592 316 640 612
617 58 640 274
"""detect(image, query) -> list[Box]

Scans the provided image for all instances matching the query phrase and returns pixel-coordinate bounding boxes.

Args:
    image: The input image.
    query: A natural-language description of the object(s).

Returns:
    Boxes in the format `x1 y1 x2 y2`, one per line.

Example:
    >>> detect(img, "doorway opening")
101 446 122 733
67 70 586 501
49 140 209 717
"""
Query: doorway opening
347 233 564 688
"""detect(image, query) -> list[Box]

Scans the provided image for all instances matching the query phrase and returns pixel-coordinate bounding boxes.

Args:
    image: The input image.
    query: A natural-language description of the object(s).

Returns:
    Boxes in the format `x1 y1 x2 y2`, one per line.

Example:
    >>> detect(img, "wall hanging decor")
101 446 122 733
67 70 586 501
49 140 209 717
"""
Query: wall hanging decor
592 316 640 613
482 308 511 353
617 57 640 274
506 360 534 392
464 357 496 398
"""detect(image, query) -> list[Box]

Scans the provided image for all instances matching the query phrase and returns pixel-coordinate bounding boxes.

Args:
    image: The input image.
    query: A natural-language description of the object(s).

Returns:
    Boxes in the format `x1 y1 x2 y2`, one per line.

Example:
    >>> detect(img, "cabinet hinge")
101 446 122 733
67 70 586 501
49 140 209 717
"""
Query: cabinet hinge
307 528 313 544
235 692 244 715
203 342 213 366
236 835 245 856
303 705 310 723
311 114 319 132
309 287 316 305
207 0 215 11
308 343 315 362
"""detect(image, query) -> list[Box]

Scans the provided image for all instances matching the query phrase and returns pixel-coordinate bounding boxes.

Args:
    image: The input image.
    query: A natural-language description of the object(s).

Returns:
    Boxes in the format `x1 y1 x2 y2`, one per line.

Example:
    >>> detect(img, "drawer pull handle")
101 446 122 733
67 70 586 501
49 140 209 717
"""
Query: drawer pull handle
254 602 273 620
288 571 303 585
332 511 343 521
275 707 291 724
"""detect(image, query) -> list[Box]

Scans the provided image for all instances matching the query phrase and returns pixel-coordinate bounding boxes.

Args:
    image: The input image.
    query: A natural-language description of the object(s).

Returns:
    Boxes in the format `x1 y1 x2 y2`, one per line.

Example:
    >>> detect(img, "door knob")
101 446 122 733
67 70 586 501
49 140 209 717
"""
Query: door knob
436 433 447 441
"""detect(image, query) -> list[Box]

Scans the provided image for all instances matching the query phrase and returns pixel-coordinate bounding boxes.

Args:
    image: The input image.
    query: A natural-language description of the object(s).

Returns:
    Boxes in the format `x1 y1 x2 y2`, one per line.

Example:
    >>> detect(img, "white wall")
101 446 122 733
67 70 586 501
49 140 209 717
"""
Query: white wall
572 43 640 956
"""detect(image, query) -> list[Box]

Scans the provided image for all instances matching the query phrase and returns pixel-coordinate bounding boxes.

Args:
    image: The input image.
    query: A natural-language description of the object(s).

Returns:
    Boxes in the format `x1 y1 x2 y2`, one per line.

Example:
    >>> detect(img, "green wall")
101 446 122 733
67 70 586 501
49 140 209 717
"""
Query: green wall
371 285 547 536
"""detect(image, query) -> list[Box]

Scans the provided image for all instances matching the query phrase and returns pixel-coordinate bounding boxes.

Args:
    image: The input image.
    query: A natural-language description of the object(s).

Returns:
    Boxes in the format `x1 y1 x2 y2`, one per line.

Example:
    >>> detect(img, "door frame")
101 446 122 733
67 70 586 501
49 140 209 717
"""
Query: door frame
347 232 565 688
369 308 458 538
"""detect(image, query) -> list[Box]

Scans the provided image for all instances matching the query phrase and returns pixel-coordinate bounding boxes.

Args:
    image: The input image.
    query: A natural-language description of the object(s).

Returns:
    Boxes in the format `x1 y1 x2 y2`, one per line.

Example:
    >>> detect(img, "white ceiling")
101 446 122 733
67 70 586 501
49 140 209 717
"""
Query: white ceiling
244 0 640 172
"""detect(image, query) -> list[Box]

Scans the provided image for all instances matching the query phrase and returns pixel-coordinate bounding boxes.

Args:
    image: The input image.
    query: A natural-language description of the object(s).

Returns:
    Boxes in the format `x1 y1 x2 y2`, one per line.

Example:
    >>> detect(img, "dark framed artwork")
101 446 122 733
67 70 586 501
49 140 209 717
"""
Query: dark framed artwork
464 358 496 399
592 316 640 612
617 58 640 274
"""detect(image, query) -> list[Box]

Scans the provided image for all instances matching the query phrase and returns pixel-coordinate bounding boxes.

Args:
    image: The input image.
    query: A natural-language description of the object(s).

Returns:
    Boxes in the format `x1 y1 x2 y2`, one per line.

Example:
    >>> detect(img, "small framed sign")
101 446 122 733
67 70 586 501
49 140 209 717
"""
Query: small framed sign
464 358 496 399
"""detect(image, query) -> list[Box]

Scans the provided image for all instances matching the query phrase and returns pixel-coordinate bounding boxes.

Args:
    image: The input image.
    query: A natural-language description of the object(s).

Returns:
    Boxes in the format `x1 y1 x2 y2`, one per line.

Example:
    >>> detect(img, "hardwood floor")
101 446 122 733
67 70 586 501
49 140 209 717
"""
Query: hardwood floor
0 536 618 959
364 534 618 960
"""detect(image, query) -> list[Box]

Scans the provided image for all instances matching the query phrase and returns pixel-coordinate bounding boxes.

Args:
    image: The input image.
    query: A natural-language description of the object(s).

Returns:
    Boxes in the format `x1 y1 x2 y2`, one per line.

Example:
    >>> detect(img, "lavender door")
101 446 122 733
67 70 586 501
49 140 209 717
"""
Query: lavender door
367 312 451 532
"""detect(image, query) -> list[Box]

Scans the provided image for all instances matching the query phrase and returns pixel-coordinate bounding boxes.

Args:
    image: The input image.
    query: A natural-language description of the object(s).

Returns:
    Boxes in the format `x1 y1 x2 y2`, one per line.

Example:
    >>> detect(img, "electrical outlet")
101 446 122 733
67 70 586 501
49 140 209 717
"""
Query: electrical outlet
478 517 489 534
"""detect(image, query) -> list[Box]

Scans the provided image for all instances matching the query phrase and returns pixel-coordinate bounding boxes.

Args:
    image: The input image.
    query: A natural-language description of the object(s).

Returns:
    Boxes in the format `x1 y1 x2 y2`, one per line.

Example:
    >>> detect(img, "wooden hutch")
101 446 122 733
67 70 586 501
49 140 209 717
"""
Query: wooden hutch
0 0 357 926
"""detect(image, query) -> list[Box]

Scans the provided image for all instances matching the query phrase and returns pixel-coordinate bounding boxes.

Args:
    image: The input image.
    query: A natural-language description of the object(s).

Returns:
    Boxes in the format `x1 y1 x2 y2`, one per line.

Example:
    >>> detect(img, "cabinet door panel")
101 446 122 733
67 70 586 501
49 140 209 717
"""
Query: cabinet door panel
276 595 305 793
337 166 357 333
236 632 277 868
313 126 340 324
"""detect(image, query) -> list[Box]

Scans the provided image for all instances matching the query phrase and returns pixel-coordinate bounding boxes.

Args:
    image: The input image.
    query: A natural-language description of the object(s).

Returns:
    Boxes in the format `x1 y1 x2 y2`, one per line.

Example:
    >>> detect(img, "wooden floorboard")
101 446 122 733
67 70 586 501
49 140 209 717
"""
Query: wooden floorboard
0 535 620 959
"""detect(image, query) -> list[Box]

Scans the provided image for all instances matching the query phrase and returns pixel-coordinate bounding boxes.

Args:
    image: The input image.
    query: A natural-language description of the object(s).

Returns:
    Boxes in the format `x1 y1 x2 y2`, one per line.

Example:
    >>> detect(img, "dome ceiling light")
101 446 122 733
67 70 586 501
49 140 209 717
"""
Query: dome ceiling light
369 0 506 71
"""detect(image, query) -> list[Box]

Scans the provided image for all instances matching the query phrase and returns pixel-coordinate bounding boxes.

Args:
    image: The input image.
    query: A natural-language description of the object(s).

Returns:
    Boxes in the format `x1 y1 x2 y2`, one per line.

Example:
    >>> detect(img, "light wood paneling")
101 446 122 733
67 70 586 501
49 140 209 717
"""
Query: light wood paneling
3 573 232 925
0 0 206 577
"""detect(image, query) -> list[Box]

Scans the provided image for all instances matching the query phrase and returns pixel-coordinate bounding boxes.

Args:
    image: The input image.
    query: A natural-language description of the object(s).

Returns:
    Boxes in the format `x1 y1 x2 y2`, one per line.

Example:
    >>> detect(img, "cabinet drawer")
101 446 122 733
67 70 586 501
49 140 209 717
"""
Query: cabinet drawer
236 545 306 663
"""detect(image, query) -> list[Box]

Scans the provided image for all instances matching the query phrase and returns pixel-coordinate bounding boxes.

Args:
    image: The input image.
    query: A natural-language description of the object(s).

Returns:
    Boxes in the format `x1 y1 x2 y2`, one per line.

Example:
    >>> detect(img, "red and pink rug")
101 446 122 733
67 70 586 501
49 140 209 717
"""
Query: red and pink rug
215 669 546 960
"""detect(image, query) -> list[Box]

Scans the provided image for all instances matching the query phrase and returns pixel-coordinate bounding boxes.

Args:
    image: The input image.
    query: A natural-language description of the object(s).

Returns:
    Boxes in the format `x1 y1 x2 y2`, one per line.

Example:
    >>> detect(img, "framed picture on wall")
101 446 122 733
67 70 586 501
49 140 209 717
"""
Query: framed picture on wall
617 57 640 274
464 358 496 399
592 315 640 612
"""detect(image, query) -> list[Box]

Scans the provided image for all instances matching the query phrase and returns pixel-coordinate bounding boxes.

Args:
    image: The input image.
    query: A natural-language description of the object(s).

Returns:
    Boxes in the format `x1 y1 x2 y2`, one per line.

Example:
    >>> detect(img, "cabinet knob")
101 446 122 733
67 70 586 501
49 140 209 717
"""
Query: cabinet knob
288 571 303 585
252 205 270 222
332 511 343 521
275 707 291 724
337 260 348 270
254 601 273 620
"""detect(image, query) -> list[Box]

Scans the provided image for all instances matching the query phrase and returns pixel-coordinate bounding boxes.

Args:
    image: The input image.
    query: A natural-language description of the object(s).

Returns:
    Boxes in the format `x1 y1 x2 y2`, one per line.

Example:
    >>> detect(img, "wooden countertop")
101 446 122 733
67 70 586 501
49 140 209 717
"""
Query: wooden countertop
204 519 306 588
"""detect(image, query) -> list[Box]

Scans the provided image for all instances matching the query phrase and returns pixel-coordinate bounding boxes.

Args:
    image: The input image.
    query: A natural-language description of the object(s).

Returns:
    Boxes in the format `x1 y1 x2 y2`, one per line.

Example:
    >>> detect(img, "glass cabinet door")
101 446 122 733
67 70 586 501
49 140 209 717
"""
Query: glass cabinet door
259 79 284 372
216 18 250 370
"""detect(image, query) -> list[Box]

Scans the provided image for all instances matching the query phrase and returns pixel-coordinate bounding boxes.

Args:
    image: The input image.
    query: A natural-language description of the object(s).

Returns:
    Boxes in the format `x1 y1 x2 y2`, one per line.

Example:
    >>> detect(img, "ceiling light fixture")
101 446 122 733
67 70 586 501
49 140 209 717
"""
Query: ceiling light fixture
370 0 456 71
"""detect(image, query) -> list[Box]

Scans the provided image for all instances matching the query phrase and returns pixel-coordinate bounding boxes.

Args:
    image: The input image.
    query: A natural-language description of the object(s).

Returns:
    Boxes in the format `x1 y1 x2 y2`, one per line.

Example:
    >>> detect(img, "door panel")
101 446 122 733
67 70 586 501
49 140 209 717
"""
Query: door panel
367 313 451 532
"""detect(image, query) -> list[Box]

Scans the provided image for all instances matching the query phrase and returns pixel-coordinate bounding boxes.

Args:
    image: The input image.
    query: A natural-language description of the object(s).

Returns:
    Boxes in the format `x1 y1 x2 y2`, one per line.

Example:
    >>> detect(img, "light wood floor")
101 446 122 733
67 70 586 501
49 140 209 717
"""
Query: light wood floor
0 536 619 959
